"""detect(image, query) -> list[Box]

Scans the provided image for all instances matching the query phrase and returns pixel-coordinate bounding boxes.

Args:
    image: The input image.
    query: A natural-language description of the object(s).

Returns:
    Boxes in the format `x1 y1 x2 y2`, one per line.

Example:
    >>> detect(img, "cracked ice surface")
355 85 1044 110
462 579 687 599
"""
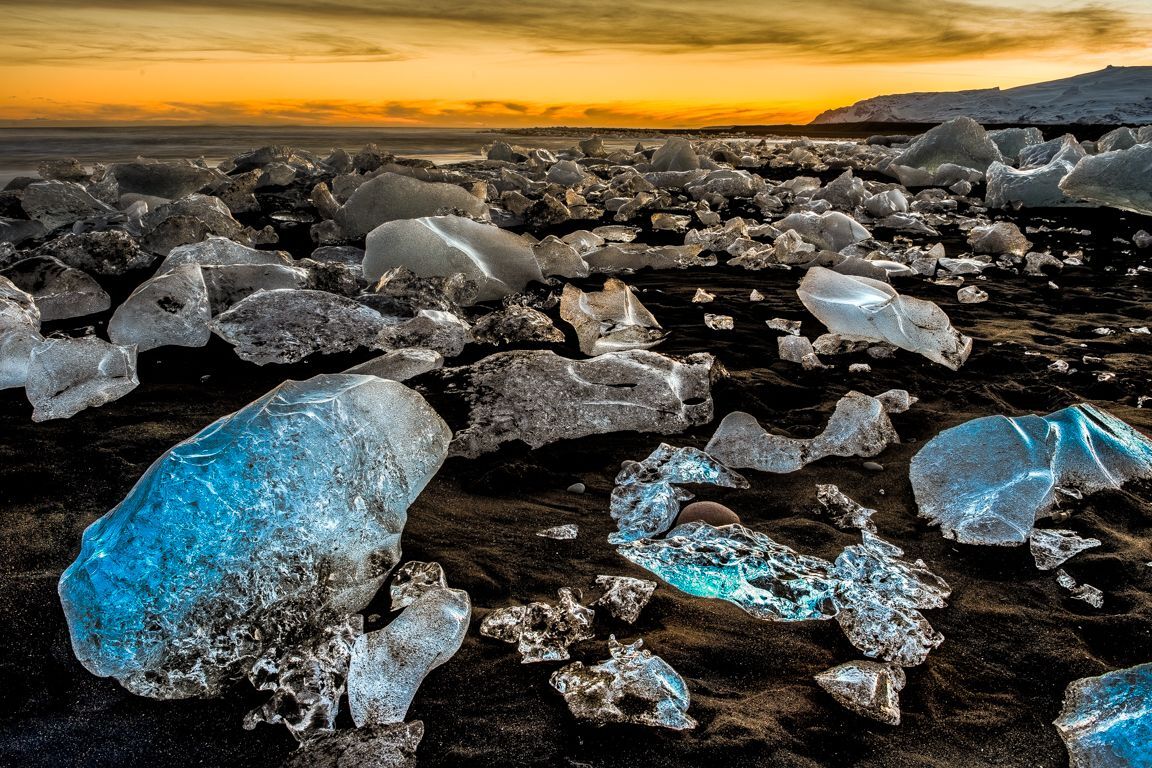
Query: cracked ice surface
550 636 697 730
609 443 748 544
797 267 972 369
480 588 595 663
910 404 1152 546
58 374 451 700
1055 662 1152 768
816 484 878 531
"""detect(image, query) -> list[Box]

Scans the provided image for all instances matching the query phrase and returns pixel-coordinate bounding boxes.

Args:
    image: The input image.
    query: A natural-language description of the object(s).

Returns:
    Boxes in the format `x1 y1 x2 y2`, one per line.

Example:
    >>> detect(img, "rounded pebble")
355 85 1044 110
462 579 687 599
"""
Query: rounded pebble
566 482 586 494
862 461 884 472
675 501 741 527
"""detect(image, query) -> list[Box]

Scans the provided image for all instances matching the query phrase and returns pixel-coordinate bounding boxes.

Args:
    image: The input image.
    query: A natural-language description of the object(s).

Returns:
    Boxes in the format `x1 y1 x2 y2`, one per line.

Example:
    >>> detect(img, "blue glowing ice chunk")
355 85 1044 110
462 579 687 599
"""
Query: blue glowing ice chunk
911 404 1152 546
1054 662 1152 768
609 443 748 544
58 374 452 700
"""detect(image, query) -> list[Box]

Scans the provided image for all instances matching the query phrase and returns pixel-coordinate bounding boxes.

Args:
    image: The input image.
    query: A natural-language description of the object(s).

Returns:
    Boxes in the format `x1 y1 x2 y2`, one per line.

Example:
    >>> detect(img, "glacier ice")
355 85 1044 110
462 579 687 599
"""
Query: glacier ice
967 222 1033 256
910 404 1152 546
550 636 696 730
797 267 972 369
111 159 221 199
815 661 905 725
985 137 1085 209
480 588 595 663
26 336 138 422
343 348 444 382
0 274 39 333
282 720 423 768
1029 529 1102 571
2 256 111 322
108 263 212 352
609 443 748 544
775 211 871 252
649 137 700 172
816 484 877 531
20 180 116 231
140 194 247 256
1054 662 1152 768
471 304 563 346
58 374 451 700
161 236 292 270
1059 143 1152 216
32 230 153 276
594 576 657 624
891 117 1003 174
338 172 488 239
537 524 579 540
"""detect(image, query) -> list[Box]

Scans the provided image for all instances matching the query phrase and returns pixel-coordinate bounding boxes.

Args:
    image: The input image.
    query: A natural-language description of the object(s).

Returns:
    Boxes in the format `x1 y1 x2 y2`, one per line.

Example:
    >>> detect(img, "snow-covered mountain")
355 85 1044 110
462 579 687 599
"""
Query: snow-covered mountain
812 66 1152 125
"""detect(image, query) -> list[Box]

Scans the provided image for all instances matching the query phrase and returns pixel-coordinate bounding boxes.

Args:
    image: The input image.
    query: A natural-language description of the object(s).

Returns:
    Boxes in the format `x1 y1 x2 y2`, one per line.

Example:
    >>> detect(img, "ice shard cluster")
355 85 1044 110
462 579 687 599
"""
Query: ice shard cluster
480 588 595 663
1054 662 1152 768
910 404 1152 546
58 374 451 700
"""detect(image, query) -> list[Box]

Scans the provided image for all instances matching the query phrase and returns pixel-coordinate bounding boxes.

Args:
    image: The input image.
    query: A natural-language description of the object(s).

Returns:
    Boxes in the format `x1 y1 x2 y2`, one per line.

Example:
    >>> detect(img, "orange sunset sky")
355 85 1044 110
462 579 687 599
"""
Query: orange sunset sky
1 0 1150 127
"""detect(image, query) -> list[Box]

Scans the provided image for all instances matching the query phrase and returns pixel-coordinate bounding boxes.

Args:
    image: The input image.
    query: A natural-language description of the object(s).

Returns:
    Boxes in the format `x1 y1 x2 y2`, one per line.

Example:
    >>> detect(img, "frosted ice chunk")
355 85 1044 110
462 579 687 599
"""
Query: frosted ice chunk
594 576 657 623
986 137 1085 209
797 267 972 369
559 279 664 356
1056 570 1104 608
891 117 1003 174
442 350 714 458
863 189 909 218
815 661 905 725
533 236 590 278
1029 529 1102 571
26 336 138 421
1059 143 1152 216
0 274 39 333
161 236 292 269
967 222 1032 256
141 194 246 256
338 173 488 239
704 314 733 331
537 524 578 540
58 375 451 699
479 588 594 663
282 720 423 768
363 216 542 301
32 230 153 276
1054 662 1152 768
377 309 471 359
776 211 871 252
706 389 913 473
389 562 448 611
344 348 444 382
957 286 988 304
609 443 748 544
910 404 1152 546
649 137 700 172
20 180 115 231
550 636 696 730
2 256 110 322
778 335 815 364
988 127 1044 163
816 484 877 531
347 579 469 726
111 159 221 199
583 243 714 273
108 263 212 352
471 304 563 346
0 327 42 390
199 263 311 313
364 266 478 316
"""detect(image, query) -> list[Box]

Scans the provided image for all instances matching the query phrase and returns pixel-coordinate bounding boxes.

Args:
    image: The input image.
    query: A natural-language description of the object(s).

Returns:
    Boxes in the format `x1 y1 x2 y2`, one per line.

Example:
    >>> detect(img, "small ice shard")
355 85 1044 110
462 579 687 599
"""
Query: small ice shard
471 305 563 346
347 577 470 726
58 375 451 699
594 576 657 623
956 286 988 304
533 236 590 278
390 562 448 611
363 216 542 301
1059 143 1152 216
797 267 972 369
704 313 734 331
344 348 444 382
815 661 905 725
1029 529 1102 571
749 289 765 302
559 279 666 356
108 263 212 352
1054 662 1152 768
282 721 423 768
338 173 488 238
776 211 871 252
537 524 579 540
891 117 1003 175
778 335 816 364
212 289 389 364
910 404 1152 546
1056 570 1104 608
691 288 715 303
609 443 748 544
20 180 116 231
2 256 111 322
550 636 696 730
706 390 914 473
767 317 802 335
440 350 714 458
479 588 595 663
967 222 1032 256
816 484 877 531
26 336 138 421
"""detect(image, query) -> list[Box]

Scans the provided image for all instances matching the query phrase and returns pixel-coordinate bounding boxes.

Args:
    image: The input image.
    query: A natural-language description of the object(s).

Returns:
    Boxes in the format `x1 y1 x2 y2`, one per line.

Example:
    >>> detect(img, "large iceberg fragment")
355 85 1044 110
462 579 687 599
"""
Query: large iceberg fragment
891 117 1003 175
1059 143 1152 216
910 404 1152 545
815 661 905 725
559 279 666 356
338 173 488 238
480 588 595 663
108 263 212 352
797 267 972 369
58 374 451 699
26 336 138 421
550 636 696 730
986 137 1085 209
111 159 221 199
649 137 700 172
2 256 111 322
1054 662 1152 768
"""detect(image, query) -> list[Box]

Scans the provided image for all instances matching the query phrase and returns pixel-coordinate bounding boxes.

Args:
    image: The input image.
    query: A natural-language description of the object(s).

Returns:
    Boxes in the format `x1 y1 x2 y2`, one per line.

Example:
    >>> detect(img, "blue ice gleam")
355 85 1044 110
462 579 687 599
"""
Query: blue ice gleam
58 374 451 700
1055 662 1152 768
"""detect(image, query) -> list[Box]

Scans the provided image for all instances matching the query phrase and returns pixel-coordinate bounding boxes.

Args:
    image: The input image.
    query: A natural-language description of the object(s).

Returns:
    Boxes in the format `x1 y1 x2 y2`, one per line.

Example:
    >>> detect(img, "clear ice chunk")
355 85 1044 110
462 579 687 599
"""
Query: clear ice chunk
1 256 110 322
1056 570 1104 608
1029 529 1102 571
797 267 972 369
890 117 1003 175
550 636 697 730
390 562 448 611
1054 662 1152 768
344 348 444 382
816 484 877 531
108 262 212 352
775 211 871 252
20 179 116 231
559 279 666 356
594 576 657 623
471 304 564 346
479 588 595 663
58 374 451 699
1059 143 1152 217
26 336 138 422
338 172 489 238
282 720 423 768
815 661 905 725
910 404 1152 546
537 524 579 540
0 274 39 333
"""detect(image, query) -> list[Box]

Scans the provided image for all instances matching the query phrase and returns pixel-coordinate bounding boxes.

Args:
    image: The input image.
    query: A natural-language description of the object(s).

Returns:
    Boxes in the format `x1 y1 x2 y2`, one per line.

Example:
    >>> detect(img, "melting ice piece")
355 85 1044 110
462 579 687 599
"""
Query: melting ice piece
20 180 116 231
344 348 444 382
1029 529 1102 571
816 484 877 531
1056 570 1104 608
1054 662 1152 768
438 350 714 458
815 661 906 725
1 256 110 322
609 443 748 544
108 263 212 352
550 636 696 730
1059 143 1152 217
594 576 657 623
797 267 972 369
704 314 734 331
338 172 489 238
967 222 1033 256
58 375 451 700
282 720 423 768
890 117 1003 175
471 305 563 346
537 524 579 540
26 336 138 421
775 211 871 252
910 404 1152 546
0 274 40 333
559 279 666 356
479 588 595 663
390 562 448 611
705 390 914 473
347 578 470 726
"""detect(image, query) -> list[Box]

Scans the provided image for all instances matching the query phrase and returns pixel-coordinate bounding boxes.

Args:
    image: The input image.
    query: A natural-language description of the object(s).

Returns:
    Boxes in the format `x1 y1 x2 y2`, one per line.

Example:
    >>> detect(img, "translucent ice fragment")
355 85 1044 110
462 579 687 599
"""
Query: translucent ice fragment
282 720 423 768
1059 143 1152 217
471 304 563 346
390 562 448 611
1054 662 1152 768
108 263 212 352
594 576 657 623
1029 529 1102 571
550 636 696 730
537 524 578 540
1 256 110 322
816 661 905 725
338 173 488 239
559 279 665 356
26 336 138 421
479 588 595 663
1056 570 1104 608
816 484 877 531
775 211 871 252
891 117 1003 174
704 314 734 331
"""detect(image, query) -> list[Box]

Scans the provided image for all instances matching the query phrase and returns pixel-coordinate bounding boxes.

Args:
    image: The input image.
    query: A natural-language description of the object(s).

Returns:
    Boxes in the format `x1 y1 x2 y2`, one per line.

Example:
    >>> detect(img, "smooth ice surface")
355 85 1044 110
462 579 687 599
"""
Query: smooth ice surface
1030 529 1102 571
890 117 1003 174
706 390 913 473
816 661 906 725
108 263 212 352
1060 143 1152 217
58 374 451 699
480 588 595 663
339 173 489 238
282 720 423 768
594 576 657 624
550 636 697 730
816 484 877 531
26 336 138 421
560 279 666 356
910 404 1152 545
1 256 111 322
609 443 748 544
797 267 972 369
363 215 542 301
775 211 871 252
1054 662 1152 768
